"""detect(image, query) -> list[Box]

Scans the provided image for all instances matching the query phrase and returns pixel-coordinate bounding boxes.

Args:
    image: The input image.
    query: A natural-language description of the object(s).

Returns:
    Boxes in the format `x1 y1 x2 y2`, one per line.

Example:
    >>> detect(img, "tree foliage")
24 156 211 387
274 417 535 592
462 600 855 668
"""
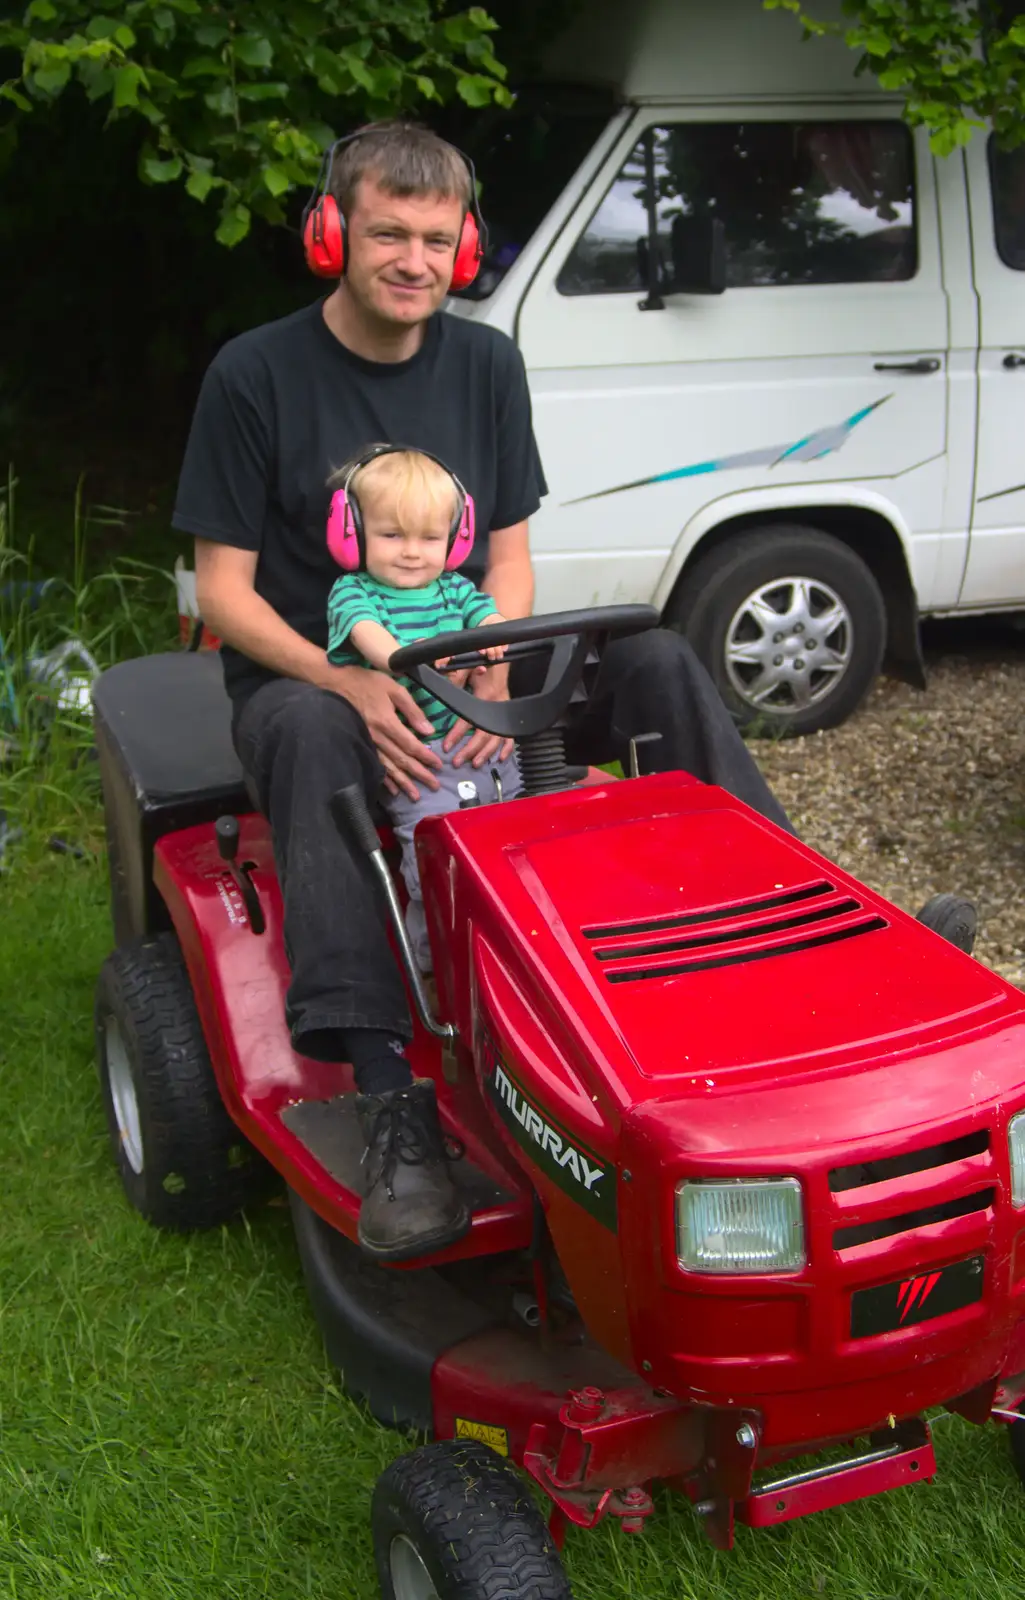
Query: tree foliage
0 0 512 245
765 1 1025 155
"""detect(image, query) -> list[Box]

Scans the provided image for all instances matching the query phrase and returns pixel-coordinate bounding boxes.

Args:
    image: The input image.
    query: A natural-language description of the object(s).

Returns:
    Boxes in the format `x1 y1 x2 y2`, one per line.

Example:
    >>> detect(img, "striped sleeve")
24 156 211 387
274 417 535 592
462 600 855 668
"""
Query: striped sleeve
326 575 385 662
448 575 499 630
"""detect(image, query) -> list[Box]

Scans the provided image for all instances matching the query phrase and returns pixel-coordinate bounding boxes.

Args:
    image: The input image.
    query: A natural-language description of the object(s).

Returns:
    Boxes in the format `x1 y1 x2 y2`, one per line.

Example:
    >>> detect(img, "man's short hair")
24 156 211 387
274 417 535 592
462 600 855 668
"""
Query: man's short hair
329 121 471 216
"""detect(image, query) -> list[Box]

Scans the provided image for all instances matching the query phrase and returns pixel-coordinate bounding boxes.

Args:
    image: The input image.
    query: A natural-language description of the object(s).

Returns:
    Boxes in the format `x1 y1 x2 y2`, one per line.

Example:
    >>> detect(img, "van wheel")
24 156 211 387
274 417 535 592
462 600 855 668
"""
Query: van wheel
670 526 886 736
95 932 268 1230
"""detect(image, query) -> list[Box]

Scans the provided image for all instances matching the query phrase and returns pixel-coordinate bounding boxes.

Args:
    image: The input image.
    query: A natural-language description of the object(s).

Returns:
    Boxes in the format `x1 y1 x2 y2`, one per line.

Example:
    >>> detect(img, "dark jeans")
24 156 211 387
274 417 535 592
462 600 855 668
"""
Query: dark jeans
233 630 793 1060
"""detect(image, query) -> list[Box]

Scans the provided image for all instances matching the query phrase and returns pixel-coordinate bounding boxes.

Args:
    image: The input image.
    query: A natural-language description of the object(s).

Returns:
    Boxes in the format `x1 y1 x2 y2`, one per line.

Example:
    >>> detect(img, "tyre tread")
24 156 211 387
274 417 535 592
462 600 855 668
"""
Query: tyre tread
95 932 265 1230
373 1439 572 1600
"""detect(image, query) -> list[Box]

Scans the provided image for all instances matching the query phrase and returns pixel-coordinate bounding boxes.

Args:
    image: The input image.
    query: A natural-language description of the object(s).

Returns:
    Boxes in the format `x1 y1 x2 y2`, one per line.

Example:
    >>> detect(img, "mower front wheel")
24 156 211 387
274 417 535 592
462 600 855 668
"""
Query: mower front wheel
372 1439 572 1600
95 931 267 1230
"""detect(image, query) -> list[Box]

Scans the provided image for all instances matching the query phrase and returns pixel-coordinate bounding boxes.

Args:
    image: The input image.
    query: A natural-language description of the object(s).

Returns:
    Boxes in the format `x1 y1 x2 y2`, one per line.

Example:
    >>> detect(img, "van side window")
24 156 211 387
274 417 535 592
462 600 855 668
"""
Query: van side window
557 121 916 296
988 138 1025 270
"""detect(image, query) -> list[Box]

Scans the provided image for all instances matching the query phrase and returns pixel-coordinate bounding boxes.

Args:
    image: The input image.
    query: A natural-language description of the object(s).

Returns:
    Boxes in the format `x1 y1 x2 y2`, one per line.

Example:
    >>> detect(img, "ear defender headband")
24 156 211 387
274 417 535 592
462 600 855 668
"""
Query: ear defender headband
302 127 486 291
326 445 476 574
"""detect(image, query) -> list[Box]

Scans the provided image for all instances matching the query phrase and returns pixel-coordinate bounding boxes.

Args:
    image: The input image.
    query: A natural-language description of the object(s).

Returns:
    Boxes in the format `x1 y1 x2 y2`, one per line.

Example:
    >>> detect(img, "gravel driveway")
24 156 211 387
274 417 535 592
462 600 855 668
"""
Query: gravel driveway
753 617 1025 990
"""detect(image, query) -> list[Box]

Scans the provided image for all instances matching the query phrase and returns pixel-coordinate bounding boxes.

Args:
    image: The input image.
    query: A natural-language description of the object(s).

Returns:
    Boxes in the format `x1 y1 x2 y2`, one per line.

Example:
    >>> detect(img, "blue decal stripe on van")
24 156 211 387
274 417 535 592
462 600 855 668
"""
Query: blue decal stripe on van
563 395 892 505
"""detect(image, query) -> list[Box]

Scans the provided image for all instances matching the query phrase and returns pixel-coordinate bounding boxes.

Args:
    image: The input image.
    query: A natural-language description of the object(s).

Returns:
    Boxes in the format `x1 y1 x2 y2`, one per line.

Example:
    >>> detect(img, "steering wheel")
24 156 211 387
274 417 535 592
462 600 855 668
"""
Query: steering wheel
388 605 659 738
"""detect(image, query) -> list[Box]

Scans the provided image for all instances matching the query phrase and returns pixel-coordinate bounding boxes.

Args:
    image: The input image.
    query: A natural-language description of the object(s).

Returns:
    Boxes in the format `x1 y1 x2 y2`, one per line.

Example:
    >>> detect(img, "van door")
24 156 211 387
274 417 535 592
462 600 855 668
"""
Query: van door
515 111 951 620
961 135 1025 606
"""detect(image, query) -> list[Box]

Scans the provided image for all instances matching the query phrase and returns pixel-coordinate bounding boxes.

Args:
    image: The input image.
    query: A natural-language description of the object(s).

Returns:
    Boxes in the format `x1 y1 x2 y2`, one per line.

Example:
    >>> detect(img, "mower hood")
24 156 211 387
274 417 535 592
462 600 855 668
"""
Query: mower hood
496 777 1019 1092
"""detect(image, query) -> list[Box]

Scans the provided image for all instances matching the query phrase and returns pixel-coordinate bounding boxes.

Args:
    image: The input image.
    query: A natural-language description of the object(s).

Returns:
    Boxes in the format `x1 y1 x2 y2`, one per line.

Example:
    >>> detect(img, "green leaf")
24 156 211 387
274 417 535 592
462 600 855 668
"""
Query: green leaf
194 24 229 48
31 62 71 95
414 73 437 99
203 84 235 117
215 201 251 248
233 35 273 69
114 25 136 49
237 82 288 101
456 73 494 107
0 81 32 111
112 63 145 108
262 162 290 196
181 56 227 79
186 167 218 201
26 0 57 20
142 152 182 182
86 16 119 40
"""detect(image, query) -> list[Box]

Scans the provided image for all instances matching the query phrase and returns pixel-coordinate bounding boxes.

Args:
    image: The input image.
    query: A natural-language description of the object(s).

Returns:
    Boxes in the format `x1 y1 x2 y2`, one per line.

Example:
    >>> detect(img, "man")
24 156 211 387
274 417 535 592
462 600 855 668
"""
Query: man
173 121 790 1263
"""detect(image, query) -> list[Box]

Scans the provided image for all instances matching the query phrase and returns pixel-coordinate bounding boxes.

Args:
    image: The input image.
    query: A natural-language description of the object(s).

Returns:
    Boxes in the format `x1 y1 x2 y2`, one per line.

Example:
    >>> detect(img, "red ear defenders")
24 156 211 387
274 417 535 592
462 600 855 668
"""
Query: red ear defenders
326 445 476 574
302 128 485 291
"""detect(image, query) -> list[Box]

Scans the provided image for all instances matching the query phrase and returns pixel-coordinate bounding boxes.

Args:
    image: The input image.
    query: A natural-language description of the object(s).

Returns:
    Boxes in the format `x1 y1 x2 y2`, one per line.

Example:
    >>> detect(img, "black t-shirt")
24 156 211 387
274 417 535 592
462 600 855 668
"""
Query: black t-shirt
171 299 548 708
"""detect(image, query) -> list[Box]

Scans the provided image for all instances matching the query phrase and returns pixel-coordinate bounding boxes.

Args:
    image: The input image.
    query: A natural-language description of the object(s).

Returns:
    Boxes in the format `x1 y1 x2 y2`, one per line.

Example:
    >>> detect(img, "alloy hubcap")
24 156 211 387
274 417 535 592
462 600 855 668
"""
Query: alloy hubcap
105 1016 144 1174
724 575 853 713
389 1536 438 1600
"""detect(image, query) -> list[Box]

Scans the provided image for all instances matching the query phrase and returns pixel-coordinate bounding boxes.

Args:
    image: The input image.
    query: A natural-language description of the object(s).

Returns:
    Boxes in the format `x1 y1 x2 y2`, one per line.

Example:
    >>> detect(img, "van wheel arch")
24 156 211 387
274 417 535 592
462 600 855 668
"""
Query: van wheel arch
665 510 922 734
668 506 923 684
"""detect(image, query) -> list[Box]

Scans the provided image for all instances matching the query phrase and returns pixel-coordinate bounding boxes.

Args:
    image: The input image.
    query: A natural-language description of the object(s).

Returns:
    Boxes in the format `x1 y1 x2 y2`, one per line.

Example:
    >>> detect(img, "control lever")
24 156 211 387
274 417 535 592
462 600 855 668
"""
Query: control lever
628 732 662 779
330 786 455 1041
214 816 266 934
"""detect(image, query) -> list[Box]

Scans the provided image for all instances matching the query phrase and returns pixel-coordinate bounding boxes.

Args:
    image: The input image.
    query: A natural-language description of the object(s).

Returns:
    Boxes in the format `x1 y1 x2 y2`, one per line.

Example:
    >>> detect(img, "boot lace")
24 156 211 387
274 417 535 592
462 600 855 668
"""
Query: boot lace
364 1092 464 1200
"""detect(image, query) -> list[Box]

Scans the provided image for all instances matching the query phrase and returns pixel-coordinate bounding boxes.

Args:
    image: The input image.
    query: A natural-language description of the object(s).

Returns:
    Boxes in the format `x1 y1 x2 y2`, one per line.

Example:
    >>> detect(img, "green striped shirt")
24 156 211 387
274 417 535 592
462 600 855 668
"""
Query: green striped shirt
326 571 497 735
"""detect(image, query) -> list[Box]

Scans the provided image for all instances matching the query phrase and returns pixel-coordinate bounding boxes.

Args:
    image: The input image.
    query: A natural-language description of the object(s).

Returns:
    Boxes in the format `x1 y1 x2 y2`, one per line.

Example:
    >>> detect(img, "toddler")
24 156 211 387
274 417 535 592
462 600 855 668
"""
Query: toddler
326 445 522 970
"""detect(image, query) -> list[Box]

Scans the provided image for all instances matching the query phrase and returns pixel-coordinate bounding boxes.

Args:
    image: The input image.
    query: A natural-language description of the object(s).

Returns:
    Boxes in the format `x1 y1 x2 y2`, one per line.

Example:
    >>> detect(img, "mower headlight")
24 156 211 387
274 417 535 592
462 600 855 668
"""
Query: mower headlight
1009 1113 1025 1207
676 1178 806 1274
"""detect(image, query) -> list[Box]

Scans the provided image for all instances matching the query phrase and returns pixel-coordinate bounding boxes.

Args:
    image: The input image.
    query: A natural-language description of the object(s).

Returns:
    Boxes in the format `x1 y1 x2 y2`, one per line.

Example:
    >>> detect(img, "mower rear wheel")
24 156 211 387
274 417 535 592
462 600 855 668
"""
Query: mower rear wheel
372 1439 572 1600
94 931 266 1230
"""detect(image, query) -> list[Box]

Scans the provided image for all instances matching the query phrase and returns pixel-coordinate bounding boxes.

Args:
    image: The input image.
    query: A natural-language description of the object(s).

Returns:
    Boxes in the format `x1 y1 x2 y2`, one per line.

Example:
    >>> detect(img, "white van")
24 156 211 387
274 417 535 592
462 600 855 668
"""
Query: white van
448 0 1025 733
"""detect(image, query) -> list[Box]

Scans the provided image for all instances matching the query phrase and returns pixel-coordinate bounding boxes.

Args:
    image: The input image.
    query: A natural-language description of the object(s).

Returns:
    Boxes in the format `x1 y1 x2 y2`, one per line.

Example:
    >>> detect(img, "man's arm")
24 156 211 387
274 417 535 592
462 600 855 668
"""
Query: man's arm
196 540 333 686
195 540 441 796
481 520 533 621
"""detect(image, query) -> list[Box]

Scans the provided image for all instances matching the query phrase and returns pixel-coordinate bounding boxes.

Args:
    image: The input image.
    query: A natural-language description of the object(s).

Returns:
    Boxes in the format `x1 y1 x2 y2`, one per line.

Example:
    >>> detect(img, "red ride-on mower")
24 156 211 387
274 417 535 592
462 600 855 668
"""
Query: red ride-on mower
93 605 1025 1599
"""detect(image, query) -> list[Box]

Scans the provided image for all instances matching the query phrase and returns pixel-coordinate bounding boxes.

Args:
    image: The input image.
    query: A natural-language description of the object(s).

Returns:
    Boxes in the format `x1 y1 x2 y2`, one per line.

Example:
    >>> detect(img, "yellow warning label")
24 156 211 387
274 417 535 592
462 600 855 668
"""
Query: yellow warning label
454 1417 509 1456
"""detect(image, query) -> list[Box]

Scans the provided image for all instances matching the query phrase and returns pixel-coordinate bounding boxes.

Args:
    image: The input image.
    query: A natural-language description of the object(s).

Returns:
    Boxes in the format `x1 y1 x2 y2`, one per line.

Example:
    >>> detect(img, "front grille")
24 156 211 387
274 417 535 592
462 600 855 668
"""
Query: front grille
830 1131 990 1193
834 1188 995 1251
584 878 886 983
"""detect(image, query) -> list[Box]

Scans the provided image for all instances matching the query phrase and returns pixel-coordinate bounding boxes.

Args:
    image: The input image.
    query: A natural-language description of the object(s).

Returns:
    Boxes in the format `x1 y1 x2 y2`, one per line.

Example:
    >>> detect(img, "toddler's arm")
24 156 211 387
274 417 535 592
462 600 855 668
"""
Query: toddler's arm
349 618 403 672
475 613 508 663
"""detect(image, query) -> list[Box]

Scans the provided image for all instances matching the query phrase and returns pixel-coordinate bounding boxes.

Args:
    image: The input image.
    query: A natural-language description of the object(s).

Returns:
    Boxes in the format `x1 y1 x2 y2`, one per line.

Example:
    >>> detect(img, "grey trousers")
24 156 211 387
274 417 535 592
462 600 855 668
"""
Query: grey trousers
385 738 523 971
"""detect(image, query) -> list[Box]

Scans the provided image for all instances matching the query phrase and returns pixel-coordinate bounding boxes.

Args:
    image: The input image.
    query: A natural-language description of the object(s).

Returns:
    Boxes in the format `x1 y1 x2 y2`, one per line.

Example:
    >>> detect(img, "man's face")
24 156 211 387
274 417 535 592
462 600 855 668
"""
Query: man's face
344 175 464 327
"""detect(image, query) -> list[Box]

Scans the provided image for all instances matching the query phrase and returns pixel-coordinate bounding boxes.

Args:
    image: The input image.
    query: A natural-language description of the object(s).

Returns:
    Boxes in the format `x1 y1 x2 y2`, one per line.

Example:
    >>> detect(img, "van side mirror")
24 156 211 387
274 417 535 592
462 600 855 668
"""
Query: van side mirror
670 214 726 295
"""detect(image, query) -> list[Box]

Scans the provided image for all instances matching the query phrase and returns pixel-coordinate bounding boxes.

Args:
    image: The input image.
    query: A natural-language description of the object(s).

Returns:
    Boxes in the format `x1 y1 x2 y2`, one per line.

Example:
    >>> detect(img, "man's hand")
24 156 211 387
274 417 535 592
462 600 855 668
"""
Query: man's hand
324 664 441 800
442 663 514 769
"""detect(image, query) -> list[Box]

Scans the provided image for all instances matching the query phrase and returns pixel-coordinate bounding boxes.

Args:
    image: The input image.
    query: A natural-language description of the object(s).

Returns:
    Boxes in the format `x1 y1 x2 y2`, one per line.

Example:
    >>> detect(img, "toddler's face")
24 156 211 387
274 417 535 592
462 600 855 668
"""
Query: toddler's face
363 502 450 588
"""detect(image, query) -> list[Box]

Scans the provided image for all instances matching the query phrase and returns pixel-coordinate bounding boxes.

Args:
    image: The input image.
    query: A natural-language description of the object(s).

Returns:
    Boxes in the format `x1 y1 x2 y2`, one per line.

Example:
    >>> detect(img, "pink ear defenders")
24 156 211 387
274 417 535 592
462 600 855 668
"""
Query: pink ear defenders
326 445 476 574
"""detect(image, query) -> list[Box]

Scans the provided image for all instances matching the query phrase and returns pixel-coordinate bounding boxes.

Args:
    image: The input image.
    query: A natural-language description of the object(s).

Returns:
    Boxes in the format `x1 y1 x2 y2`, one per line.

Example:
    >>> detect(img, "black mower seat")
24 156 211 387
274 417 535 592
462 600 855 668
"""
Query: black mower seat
93 651 251 944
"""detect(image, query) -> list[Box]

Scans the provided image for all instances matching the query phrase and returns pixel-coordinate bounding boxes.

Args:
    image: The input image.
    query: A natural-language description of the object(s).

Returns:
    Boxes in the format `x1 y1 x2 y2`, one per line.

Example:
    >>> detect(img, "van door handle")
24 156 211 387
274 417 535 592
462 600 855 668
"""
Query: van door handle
1003 352 1025 369
872 357 941 374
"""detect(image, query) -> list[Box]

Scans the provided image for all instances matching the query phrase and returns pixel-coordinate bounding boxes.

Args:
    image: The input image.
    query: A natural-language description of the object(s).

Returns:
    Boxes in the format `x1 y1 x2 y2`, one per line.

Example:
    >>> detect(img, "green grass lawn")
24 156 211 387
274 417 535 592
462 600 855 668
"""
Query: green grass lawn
4 856 1025 1599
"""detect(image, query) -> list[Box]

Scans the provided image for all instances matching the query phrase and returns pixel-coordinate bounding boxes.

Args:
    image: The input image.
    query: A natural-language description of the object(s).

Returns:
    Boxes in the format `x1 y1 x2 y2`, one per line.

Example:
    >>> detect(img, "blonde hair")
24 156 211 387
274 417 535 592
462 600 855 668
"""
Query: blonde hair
334 449 459 535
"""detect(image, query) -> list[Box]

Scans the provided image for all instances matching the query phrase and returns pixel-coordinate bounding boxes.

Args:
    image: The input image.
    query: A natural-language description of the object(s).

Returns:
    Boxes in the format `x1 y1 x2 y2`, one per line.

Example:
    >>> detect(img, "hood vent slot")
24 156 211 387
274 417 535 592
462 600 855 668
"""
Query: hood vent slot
830 1131 990 1193
834 1187 994 1251
584 880 834 941
584 878 887 984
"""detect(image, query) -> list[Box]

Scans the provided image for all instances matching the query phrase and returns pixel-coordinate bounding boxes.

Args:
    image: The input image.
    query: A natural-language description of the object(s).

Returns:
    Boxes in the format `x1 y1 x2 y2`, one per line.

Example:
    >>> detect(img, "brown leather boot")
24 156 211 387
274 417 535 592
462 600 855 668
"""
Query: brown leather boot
355 1080 470 1262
